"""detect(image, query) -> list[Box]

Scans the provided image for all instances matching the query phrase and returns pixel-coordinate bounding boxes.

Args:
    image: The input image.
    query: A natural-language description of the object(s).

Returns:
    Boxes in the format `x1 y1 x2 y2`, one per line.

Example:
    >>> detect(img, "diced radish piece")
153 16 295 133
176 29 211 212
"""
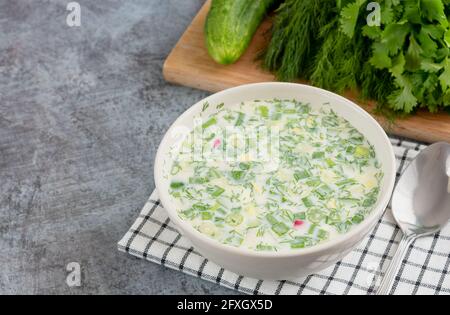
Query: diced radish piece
213 138 221 149
293 220 304 229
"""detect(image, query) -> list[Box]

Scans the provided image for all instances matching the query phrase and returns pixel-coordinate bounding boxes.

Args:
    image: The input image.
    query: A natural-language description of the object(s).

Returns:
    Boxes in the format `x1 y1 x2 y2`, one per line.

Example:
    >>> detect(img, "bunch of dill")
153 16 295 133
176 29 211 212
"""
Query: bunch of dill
264 0 450 114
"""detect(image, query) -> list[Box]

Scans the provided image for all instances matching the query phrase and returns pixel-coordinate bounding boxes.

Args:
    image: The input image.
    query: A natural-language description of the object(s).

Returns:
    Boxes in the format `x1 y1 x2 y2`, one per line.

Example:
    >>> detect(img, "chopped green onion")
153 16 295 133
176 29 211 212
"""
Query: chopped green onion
202 212 213 220
210 203 221 212
235 112 245 126
258 106 269 118
306 179 321 187
290 237 313 249
239 162 251 170
192 203 209 212
326 211 341 224
325 158 336 167
266 214 278 225
315 185 332 199
182 209 196 219
355 146 370 158
362 198 376 207
302 197 314 208
202 117 217 129
336 221 353 234
294 212 307 220
189 177 209 184
317 229 329 240
352 214 364 224
308 224 329 240
231 170 245 180
170 182 184 189
256 244 276 251
208 186 225 197
336 179 356 187
346 146 355 154
307 209 326 224
339 197 360 204
294 170 311 181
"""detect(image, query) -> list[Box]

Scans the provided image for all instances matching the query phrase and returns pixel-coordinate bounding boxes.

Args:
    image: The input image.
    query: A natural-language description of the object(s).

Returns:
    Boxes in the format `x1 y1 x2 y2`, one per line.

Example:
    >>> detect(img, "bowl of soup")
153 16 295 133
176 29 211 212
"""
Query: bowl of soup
155 83 396 280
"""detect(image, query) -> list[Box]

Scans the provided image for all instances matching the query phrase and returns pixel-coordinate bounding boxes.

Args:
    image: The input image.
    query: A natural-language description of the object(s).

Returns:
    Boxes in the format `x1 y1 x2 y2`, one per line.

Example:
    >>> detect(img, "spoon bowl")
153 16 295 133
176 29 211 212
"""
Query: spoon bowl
392 142 450 237
377 142 450 295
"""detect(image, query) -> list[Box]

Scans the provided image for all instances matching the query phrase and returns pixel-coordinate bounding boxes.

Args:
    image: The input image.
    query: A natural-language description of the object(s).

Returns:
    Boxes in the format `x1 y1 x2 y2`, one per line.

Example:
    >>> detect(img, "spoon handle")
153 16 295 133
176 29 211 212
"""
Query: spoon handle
376 234 415 295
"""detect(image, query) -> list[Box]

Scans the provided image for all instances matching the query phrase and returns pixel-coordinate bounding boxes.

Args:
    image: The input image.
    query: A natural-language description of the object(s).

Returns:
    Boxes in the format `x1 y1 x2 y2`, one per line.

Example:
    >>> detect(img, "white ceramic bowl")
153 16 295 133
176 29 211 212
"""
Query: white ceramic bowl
155 82 396 280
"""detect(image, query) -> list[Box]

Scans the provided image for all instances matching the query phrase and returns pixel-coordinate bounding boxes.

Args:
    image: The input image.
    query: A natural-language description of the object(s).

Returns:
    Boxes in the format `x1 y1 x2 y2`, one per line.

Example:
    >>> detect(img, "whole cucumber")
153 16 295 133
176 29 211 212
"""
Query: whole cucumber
205 0 277 65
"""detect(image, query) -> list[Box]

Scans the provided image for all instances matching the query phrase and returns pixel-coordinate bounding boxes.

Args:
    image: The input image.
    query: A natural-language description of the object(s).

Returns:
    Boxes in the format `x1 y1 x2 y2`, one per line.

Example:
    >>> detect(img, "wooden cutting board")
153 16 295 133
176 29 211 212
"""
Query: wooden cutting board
163 0 450 143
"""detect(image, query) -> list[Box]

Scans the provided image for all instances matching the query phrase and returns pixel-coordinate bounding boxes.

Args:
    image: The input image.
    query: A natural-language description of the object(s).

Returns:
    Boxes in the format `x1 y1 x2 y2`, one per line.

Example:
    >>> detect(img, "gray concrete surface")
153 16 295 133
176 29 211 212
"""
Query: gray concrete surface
0 0 239 294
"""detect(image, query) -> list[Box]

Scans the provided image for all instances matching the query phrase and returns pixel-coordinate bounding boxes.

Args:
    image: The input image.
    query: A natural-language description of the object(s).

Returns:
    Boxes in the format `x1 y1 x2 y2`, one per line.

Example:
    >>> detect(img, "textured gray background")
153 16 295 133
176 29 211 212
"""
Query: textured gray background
0 0 239 294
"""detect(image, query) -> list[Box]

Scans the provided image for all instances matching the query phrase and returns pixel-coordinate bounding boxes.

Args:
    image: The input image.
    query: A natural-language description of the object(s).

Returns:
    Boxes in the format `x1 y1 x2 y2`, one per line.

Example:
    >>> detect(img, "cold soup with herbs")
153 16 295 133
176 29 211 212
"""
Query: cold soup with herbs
168 99 383 251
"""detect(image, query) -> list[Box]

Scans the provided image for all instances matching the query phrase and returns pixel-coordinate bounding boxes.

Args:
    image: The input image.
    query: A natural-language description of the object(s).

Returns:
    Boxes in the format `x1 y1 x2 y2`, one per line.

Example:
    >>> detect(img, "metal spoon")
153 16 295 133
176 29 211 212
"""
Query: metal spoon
377 142 450 295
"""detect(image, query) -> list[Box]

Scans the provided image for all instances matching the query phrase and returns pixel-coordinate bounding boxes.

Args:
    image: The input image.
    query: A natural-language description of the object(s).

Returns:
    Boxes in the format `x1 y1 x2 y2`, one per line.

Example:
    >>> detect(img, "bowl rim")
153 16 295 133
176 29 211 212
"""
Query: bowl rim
154 82 396 258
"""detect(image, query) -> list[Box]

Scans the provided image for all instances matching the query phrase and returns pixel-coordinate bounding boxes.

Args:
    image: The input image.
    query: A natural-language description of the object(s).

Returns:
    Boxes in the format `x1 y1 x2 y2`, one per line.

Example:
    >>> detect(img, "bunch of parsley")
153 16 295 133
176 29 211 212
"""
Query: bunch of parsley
264 0 450 114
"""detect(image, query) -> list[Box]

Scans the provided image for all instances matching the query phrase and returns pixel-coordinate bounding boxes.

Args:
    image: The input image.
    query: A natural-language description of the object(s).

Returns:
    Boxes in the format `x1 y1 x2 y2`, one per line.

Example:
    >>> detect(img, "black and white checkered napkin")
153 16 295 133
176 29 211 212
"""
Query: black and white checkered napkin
118 138 450 295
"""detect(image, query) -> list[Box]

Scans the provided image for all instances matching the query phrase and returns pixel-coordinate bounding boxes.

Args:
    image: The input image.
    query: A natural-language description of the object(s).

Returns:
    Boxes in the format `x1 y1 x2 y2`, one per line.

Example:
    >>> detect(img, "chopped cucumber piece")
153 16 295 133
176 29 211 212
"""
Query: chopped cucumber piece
272 222 289 236
258 106 269 118
355 146 370 158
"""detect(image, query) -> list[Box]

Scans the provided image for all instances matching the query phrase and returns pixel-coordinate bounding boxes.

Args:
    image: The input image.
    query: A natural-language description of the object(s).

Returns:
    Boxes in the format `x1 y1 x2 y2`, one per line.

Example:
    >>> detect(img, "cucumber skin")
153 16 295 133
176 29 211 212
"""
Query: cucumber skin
205 0 277 65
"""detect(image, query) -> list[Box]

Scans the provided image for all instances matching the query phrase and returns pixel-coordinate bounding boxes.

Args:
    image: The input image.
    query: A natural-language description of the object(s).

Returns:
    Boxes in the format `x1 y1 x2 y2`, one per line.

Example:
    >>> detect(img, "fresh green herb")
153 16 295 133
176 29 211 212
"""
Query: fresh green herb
312 152 325 159
208 186 225 197
290 237 314 249
202 212 213 220
266 213 278 225
202 117 217 129
307 209 327 224
315 185 332 199
272 222 290 236
264 0 450 114
302 197 314 208
294 212 307 220
170 182 185 189
202 102 210 112
294 170 311 181
258 105 270 118
189 177 210 184
239 162 251 170
351 213 365 224
231 170 245 180
235 112 245 126
257 243 277 251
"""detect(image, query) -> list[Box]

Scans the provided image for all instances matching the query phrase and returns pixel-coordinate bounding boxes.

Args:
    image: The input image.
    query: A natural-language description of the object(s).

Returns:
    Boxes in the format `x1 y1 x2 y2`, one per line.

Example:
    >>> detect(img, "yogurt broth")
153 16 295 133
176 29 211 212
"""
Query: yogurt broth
168 99 383 251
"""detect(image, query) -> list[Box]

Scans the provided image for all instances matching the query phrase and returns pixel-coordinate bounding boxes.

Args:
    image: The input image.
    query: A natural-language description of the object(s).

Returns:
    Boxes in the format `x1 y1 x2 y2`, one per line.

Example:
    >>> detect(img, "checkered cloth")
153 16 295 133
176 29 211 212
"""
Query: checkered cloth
118 137 450 295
